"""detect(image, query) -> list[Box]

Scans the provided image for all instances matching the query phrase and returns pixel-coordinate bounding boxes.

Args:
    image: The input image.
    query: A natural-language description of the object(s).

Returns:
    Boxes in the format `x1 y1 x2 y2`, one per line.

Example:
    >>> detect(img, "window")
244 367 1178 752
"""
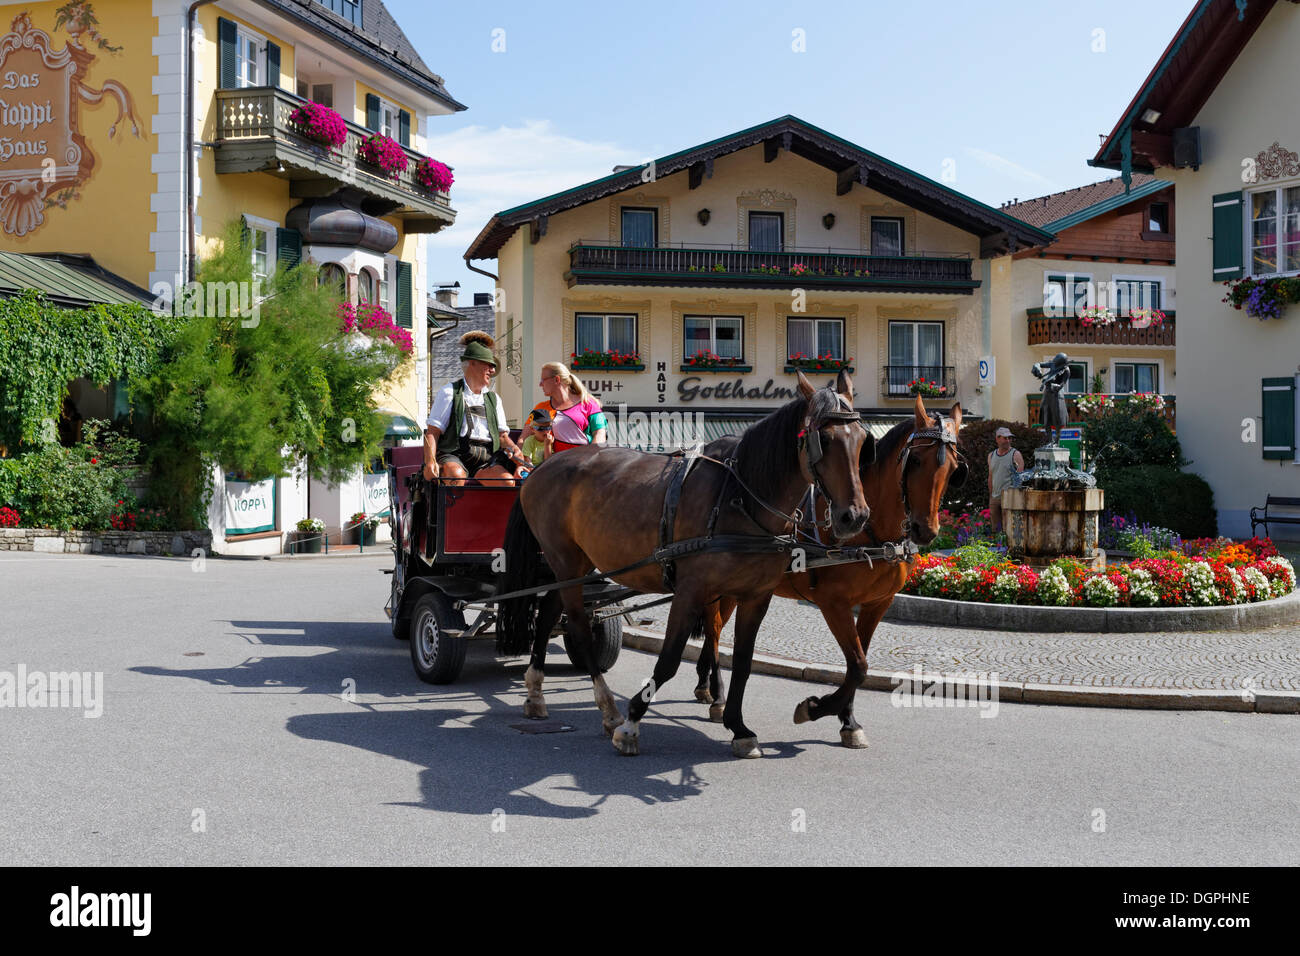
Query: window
620 208 657 247
234 29 262 88
1066 362 1089 394
358 269 376 305
1114 362 1159 394
786 317 844 361
1111 277 1162 315
747 212 783 252
684 315 743 361
870 217 904 256
315 0 362 28
318 263 347 297
249 227 270 282
886 321 943 395
576 313 637 357
1043 273 1091 316
379 257 393 310
1147 202 1169 233
1249 184 1300 276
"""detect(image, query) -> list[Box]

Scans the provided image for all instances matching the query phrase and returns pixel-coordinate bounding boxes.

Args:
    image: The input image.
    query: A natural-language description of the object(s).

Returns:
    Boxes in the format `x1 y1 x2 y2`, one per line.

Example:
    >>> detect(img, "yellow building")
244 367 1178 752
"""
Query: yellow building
465 116 1053 443
0 0 463 552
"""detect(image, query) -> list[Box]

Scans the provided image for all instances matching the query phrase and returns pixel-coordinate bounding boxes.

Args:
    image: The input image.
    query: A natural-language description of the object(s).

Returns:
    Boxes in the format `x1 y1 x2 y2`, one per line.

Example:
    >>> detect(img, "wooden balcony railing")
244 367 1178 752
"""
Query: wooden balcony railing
1026 393 1177 432
567 241 978 293
212 86 454 227
881 365 957 399
1026 308 1176 346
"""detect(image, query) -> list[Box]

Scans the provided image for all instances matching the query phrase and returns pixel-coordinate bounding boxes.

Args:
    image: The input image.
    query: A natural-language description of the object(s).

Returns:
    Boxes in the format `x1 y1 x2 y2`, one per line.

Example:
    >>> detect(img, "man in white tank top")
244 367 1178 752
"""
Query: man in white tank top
987 427 1024 533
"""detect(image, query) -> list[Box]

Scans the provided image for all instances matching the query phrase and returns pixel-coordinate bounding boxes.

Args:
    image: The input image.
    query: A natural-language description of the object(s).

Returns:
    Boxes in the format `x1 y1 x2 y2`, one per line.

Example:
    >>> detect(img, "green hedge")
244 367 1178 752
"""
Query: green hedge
1101 466 1217 539
1082 407 1184 482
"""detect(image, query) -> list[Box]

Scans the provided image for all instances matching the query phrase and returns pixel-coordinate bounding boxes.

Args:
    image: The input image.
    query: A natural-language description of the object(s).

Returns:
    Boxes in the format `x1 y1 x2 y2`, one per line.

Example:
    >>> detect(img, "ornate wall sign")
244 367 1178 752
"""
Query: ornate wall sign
0 10 141 237
1254 142 1300 182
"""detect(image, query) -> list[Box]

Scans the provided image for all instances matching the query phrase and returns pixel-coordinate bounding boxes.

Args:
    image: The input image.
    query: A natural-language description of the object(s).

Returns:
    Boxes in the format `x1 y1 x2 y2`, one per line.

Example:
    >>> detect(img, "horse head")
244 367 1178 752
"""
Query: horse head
899 394 966 545
795 369 870 542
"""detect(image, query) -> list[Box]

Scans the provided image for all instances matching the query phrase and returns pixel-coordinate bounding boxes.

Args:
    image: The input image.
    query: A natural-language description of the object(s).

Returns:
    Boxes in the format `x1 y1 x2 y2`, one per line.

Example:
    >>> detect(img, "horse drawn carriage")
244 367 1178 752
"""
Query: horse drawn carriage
383 444 627 684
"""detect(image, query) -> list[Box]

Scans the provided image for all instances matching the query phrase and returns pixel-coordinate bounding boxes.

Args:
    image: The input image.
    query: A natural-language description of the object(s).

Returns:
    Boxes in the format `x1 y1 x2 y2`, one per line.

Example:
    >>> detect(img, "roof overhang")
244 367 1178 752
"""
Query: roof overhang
465 115 1056 261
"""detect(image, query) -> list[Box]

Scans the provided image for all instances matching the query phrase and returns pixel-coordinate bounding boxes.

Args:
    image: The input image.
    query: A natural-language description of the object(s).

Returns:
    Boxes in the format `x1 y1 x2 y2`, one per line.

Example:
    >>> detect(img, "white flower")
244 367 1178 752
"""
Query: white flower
1126 567 1160 607
991 571 1020 604
919 565 952 598
1036 565 1074 606
1082 575 1120 607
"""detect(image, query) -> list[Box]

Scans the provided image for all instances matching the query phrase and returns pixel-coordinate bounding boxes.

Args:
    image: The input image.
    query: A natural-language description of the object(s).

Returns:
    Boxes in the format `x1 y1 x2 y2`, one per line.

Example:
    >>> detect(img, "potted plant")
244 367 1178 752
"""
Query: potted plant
357 133 409 180
287 101 347 149
350 512 379 546
569 348 643 370
295 517 324 554
414 157 454 193
908 378 947 398
787 352 854 372
1127 307 1166 329
1078 306 1116 327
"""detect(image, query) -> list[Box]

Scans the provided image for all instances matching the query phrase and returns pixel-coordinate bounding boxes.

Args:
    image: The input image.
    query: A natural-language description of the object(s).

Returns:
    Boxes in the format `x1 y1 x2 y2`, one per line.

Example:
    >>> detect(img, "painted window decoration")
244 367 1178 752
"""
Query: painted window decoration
1250 185 1300 277
787 317 844 364
747 212 783 253
886 321 943 396
574 313 640 367
1114 362 1159 394
684 315 744 365
870 217 904 257
620 208 657 247
1043 274 1091 317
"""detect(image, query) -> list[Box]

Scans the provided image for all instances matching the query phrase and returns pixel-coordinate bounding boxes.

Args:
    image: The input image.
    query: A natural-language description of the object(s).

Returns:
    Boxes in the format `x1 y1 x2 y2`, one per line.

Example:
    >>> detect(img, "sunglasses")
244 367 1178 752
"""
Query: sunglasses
532 424 551 431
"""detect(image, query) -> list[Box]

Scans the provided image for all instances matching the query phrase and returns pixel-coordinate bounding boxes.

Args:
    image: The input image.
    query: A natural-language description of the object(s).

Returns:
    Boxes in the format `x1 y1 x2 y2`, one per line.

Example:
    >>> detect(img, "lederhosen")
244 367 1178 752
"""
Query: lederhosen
435 380 510 476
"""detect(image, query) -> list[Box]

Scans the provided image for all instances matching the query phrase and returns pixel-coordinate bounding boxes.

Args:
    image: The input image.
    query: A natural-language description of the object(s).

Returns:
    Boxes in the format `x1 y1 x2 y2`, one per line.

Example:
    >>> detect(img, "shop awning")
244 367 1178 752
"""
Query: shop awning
380 410 422 439
0 251 156 309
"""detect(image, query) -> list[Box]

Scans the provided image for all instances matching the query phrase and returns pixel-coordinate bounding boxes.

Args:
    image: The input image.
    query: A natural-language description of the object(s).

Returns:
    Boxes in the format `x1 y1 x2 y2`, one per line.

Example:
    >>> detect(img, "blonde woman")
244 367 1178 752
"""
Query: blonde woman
518 361 608 452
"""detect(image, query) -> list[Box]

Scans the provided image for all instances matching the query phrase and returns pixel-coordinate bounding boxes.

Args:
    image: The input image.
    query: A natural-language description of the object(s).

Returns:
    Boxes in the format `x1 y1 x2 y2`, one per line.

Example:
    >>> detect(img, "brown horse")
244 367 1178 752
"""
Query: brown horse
695 395 966 747
497 371 871 758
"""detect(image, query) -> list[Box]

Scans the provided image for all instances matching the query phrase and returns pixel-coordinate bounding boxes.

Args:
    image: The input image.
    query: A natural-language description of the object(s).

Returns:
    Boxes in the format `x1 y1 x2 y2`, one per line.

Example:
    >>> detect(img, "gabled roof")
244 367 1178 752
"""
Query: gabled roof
1002 173 1171 232
464 115 1056 261
1091 0 1285 176
253 0 466 111
0 252 157 310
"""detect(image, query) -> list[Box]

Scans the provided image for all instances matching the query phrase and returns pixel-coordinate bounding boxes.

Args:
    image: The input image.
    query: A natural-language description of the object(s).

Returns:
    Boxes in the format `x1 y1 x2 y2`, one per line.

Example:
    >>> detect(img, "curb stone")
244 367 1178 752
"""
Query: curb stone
621 626 1300 715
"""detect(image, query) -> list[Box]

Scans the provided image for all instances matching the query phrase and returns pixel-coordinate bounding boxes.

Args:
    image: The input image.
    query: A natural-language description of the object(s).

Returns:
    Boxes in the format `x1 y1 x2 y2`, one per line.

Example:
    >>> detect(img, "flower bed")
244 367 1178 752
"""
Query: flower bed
903 539 1295 609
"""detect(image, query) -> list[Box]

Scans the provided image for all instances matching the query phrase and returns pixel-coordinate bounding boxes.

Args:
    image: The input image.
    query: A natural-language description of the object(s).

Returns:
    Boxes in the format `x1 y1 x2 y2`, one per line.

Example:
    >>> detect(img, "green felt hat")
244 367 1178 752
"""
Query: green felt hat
460 339 498 369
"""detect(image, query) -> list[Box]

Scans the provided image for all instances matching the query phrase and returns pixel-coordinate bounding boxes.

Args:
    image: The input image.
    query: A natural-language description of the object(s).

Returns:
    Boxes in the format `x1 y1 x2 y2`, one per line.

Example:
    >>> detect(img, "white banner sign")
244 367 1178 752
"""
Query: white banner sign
979 356 996 386
362 472 391 517
224 478 277 535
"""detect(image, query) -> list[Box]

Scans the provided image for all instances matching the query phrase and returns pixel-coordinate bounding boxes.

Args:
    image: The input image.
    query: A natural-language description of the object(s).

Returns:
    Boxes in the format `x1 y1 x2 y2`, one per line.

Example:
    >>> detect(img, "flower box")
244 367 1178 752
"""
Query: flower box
569 349 643 370
287 101 347 148
787 353 854 374
414 157 454 193
357 134 409 179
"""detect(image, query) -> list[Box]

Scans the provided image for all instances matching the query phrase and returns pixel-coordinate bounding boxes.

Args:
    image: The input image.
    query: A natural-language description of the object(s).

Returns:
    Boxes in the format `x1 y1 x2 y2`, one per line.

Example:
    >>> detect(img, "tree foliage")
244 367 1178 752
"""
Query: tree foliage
1082 406 1185 483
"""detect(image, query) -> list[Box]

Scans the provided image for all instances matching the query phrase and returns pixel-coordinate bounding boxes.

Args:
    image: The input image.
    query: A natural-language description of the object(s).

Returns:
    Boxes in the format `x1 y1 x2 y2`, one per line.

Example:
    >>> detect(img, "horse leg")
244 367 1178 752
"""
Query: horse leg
835 597 892 749
703 598 733 722
792 599 868 747
557 583 623 736
613 597 703 756
523 590 562 719
694 603 717 704
721 594 772 758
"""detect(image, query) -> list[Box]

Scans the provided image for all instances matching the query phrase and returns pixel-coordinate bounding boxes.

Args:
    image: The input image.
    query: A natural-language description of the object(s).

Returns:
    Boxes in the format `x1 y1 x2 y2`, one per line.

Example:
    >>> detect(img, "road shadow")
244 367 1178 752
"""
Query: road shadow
131 617 799 818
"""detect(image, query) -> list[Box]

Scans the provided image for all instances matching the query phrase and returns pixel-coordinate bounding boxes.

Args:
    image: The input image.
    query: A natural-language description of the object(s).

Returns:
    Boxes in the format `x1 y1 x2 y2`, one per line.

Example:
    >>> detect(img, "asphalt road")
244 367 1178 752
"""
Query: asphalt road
1 551 1297 866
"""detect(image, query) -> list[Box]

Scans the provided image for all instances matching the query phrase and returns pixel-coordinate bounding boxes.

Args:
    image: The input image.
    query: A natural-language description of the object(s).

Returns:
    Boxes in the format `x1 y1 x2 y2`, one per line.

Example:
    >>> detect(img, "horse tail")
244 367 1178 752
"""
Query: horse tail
497 498 543 655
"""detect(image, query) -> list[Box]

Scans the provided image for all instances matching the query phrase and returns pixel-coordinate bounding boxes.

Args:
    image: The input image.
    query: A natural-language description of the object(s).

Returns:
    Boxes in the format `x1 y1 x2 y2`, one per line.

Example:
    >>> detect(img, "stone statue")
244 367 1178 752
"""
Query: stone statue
1030 352 1071 445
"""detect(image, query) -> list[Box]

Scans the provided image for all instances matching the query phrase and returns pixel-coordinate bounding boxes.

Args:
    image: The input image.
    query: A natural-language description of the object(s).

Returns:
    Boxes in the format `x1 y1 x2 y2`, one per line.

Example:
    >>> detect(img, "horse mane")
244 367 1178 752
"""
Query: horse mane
867 419 915 478
734 387 838 505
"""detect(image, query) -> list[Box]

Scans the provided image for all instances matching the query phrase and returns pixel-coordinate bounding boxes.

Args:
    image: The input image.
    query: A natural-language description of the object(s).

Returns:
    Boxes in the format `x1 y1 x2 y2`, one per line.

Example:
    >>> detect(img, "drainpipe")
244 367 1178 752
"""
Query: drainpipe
186 0 218 283
464 259 498 283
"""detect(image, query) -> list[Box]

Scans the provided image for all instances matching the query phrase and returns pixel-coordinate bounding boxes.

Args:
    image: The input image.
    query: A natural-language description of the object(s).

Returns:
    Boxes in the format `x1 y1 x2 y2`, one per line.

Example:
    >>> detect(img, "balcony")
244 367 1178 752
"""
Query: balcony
881 365 957 400
212 87 455 234
1026 308 1176 347
1026 393 1176 432
566 242 978 294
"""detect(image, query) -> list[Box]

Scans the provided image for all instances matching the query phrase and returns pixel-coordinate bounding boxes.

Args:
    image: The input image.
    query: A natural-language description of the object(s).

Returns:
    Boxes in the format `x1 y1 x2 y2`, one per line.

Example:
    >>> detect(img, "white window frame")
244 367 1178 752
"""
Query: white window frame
575 313 638 356
683 315 744 362
243 214 277 283
376 95 400 138
786 316 845 361
869 217 905 257
1044 353 1093 395
887 321 945 396
380 254 396 312
1042 271 1093 317
1110 360 1163 395
1108 274 1166 316
1246 179 1300 278
234 25 266 90
357 266 380 306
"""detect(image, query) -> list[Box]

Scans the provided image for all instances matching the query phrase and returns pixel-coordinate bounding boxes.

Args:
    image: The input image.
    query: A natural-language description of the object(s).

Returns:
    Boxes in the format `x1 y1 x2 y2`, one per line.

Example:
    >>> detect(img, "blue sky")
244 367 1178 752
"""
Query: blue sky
390 0 1193 300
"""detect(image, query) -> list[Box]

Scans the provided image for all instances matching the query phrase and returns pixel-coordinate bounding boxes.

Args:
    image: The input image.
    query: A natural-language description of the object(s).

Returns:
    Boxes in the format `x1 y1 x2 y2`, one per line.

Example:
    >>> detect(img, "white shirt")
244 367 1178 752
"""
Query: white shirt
427 380 508 441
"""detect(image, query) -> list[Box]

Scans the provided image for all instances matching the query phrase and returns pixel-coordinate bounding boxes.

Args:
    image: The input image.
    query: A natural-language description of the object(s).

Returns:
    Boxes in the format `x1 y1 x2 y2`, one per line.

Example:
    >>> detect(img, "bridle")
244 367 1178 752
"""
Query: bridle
798 394 868 530
861 413 967 549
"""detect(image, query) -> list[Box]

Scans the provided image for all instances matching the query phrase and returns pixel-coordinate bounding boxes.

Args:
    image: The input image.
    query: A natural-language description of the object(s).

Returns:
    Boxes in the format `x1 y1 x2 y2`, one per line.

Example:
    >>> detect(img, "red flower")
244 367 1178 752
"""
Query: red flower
90 458 98 464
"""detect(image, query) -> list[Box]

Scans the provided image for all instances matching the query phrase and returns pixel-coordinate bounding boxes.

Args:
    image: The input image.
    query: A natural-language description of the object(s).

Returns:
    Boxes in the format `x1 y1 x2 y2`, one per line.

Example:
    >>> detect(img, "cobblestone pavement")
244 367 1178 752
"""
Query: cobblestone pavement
632 596 1300 691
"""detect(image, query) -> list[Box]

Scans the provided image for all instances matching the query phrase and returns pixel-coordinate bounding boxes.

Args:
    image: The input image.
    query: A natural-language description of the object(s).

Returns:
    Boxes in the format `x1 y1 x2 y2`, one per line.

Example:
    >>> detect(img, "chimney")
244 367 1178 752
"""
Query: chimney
433 281 460 309
473 292 492 307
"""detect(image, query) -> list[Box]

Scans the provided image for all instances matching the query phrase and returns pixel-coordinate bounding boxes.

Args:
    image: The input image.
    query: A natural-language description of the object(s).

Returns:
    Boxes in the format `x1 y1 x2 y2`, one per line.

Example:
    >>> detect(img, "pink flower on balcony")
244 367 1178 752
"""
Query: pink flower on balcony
288 101 347 148
358 134 409 179
414 158 454 193
338 302 412 353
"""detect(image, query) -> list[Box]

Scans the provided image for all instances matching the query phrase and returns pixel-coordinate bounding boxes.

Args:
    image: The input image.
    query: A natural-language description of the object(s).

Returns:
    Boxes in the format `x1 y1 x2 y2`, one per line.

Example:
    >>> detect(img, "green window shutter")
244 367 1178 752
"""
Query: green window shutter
396 261 412 328
398 110 410 148
365 94 380 132
1262 377 1296 460
1212 191 1244 280
276 227 301 269
218 17 238 89
265 42 280 88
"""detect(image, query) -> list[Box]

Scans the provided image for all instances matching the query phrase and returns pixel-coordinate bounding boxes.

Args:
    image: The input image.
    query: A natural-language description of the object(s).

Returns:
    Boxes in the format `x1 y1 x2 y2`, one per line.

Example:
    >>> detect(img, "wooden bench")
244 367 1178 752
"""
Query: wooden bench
1250 495 1300 537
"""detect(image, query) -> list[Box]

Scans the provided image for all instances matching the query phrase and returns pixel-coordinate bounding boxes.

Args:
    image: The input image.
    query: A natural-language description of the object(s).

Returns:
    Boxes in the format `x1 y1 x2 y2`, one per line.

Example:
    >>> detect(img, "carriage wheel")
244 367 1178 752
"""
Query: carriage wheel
563 608 623 673
410 592 467 684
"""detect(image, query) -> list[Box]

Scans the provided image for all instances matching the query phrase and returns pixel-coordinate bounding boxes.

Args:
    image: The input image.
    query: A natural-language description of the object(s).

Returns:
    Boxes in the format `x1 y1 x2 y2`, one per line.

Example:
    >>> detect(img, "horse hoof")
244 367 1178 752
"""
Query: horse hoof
840 728 869 749
731 737 762 759
708 702 726 723
602 717 621 738
612 722 639 756
694 687 714 705
793 698 814 724
523 700 548 720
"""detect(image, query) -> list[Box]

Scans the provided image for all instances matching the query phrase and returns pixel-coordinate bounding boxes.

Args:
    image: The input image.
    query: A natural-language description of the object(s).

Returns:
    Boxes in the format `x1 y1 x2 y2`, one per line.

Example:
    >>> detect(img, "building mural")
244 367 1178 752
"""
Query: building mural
0 7 140 237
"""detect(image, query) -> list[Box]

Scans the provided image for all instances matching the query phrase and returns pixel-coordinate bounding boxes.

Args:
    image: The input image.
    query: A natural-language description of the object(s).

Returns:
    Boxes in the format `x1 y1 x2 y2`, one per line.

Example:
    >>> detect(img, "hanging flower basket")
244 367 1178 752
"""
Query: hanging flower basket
1222 276 1300 320
414 158 454 193
358 134 409 179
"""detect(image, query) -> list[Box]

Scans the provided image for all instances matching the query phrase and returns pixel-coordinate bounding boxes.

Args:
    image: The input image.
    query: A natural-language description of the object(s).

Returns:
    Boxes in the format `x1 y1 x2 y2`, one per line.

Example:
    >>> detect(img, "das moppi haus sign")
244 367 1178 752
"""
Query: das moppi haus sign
0 10 139 237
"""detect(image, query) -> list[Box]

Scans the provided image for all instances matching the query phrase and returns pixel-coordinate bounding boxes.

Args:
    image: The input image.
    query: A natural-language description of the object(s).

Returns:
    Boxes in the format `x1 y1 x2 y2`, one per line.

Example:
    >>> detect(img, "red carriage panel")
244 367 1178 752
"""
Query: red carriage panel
437 484 519 562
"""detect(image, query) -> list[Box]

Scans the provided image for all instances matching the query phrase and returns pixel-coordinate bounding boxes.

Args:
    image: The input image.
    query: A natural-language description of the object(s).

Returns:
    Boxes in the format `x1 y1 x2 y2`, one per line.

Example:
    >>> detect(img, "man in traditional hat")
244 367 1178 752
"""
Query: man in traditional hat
423 331 531 486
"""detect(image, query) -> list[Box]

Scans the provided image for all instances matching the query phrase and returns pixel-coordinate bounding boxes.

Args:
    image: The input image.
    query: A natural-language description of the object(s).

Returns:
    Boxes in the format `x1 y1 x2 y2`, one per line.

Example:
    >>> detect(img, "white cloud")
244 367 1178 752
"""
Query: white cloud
962 147 1060 195
422 120 643 256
